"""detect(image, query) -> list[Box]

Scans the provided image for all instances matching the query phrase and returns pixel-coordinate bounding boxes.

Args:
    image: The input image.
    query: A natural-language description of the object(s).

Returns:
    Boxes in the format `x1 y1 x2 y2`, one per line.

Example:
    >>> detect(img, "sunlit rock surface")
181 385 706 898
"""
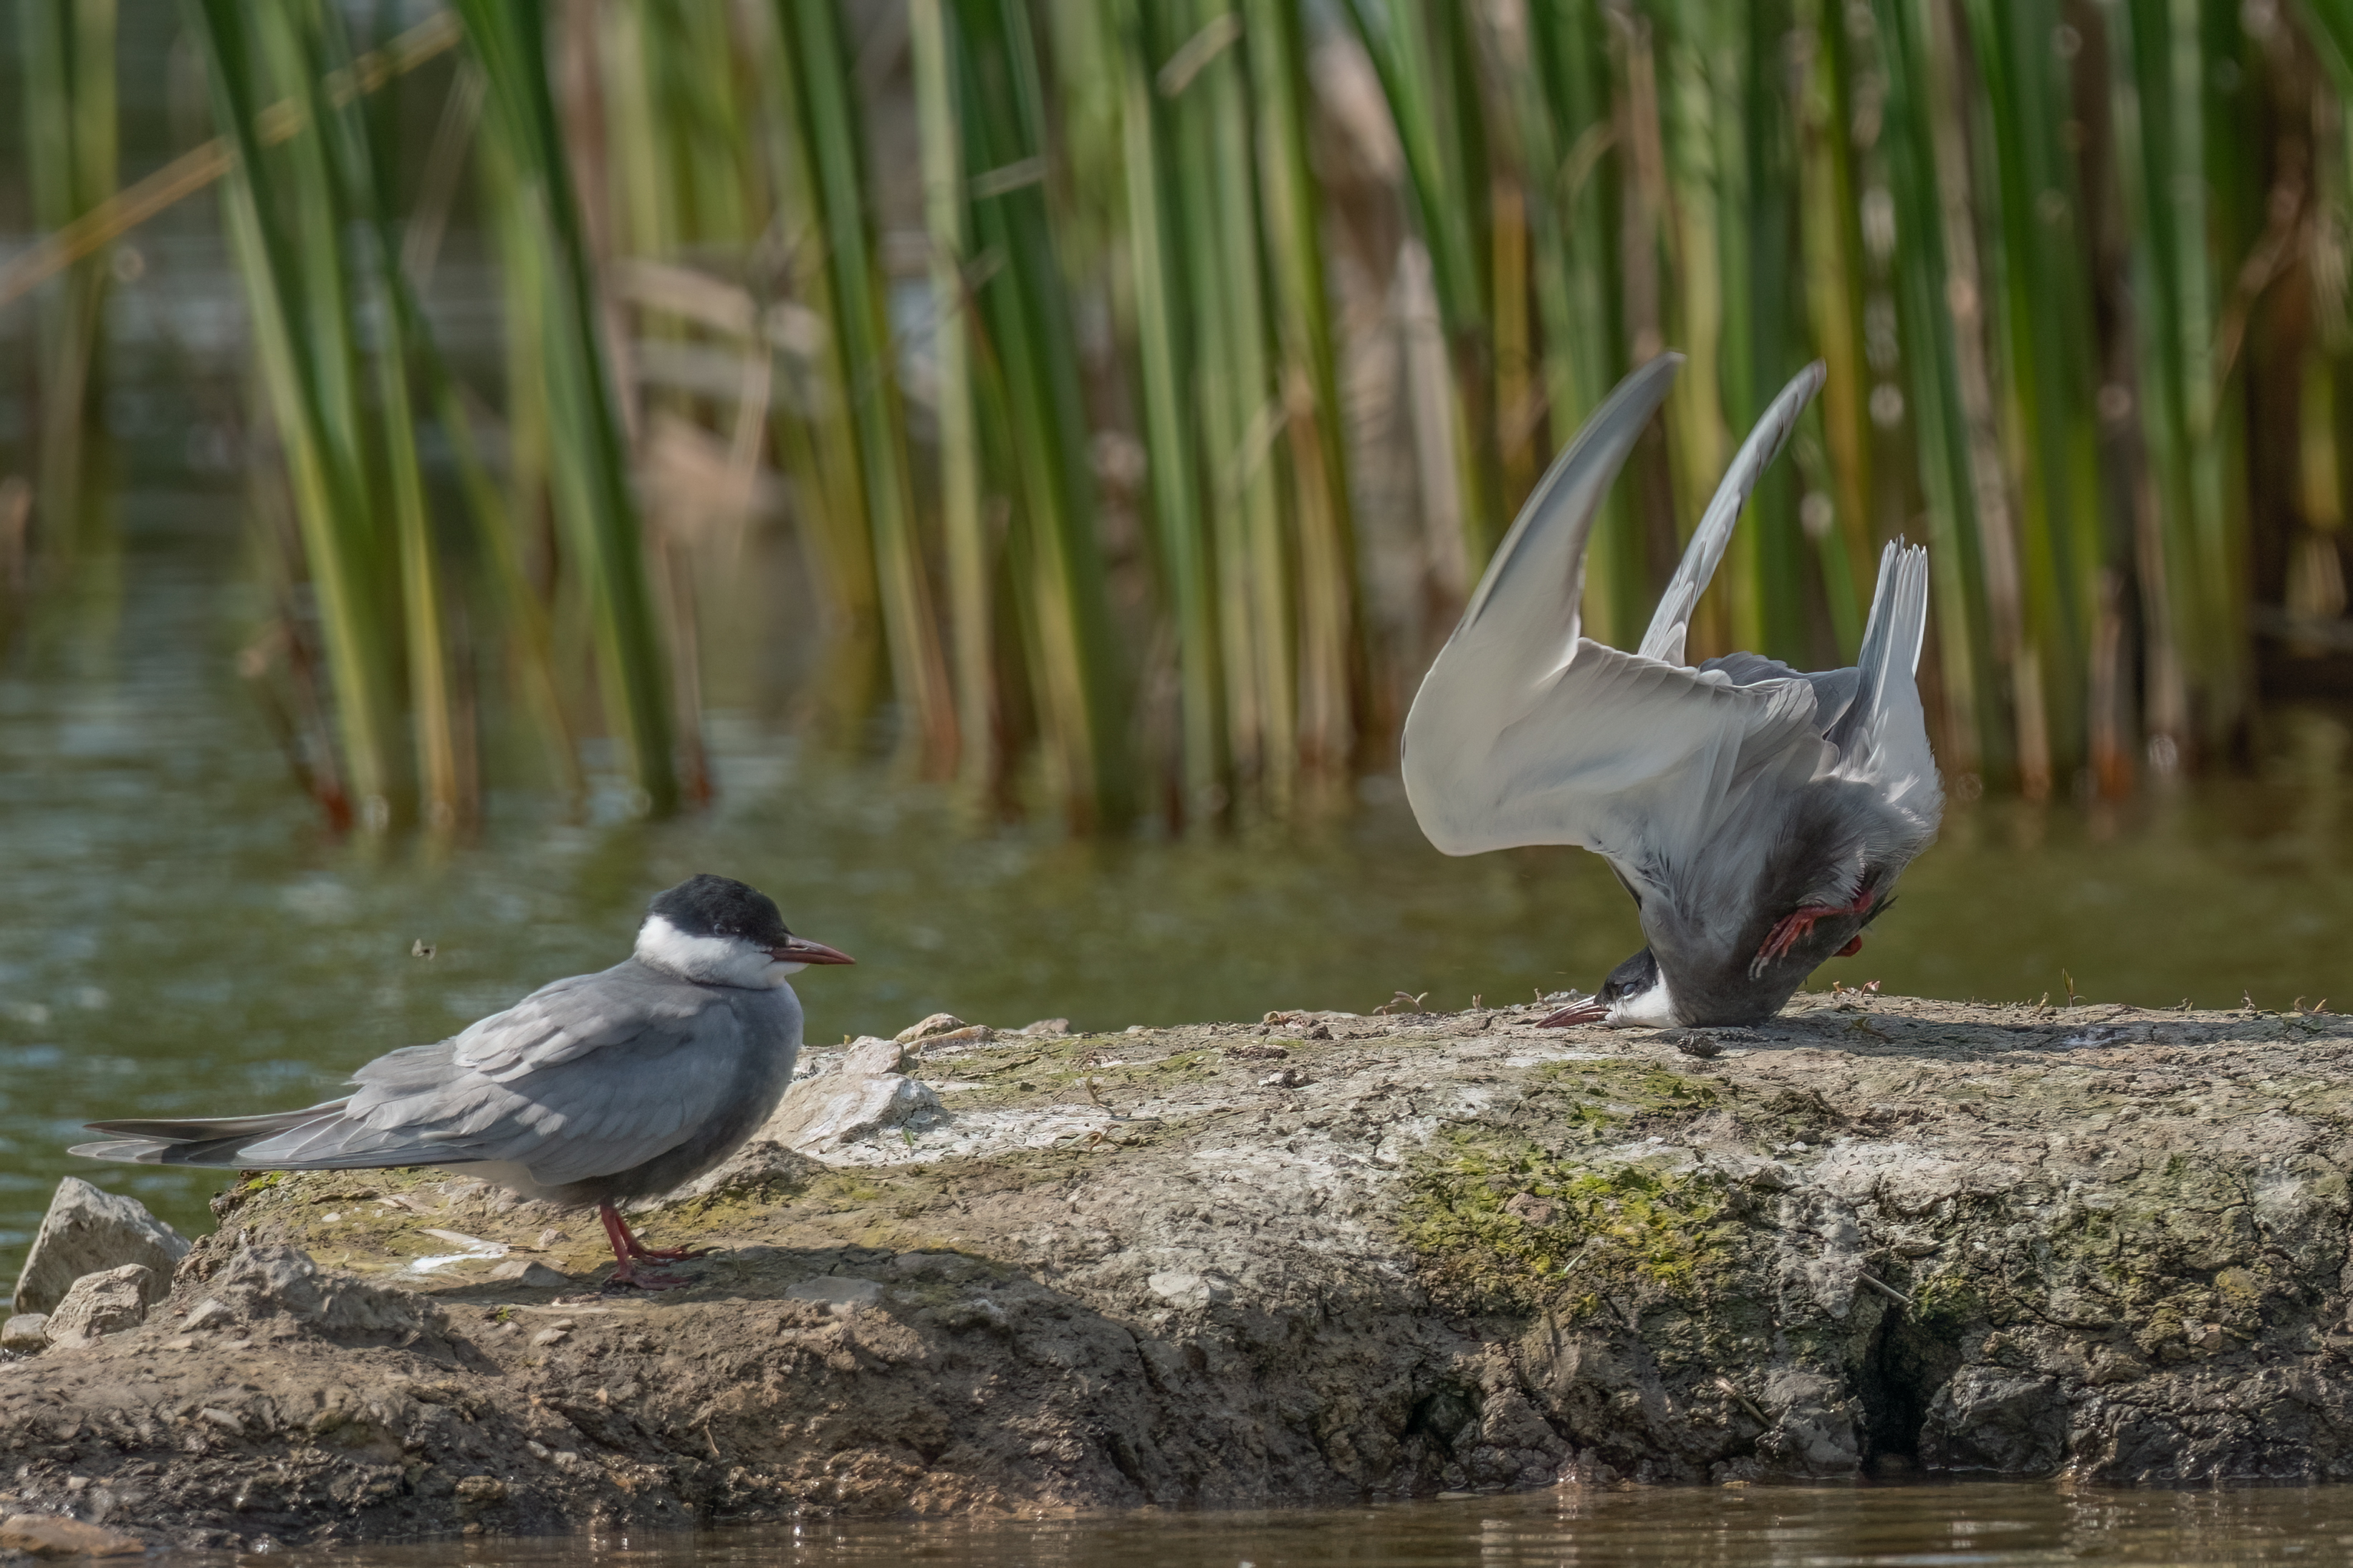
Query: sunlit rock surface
5 994 2353 1549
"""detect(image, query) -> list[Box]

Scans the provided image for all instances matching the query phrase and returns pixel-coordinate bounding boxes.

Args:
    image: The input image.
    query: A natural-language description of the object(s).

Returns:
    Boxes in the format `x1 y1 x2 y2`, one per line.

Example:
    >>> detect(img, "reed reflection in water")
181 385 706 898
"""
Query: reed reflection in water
225 1482 2353 1566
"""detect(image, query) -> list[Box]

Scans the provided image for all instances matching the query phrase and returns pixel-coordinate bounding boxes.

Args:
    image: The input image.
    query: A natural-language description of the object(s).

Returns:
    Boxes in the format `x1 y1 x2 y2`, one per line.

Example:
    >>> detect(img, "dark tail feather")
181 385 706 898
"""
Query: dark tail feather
72 1102 352 1168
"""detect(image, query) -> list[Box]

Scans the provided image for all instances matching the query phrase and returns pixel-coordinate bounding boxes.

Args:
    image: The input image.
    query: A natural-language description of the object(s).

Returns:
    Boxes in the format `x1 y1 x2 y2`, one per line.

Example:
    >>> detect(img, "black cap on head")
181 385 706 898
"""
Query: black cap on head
1599 947 1659 1004
647 874 792 946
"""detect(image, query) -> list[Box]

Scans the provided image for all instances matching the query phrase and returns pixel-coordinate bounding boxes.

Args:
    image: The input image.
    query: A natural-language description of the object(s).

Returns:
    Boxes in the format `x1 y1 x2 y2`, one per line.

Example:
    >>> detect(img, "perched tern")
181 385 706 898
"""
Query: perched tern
73 874 853 1289
1403 355 1942 1027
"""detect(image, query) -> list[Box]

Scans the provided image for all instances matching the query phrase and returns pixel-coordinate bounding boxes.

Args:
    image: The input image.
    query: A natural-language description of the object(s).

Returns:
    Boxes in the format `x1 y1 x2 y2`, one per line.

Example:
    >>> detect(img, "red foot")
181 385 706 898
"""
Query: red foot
598 1201 709 1292
1836 935 1864 958
1753 888 1876 976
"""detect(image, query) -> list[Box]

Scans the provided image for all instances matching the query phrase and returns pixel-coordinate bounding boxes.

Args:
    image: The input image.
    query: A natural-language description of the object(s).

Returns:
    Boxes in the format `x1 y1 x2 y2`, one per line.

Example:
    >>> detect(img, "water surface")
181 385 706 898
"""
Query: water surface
197 1483 2353 1566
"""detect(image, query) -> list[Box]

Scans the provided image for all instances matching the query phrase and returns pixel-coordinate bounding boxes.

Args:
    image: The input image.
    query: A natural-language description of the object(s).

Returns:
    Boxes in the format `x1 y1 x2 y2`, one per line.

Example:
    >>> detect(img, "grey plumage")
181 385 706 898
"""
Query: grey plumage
1402 355 1941 1027
72 874 855 1287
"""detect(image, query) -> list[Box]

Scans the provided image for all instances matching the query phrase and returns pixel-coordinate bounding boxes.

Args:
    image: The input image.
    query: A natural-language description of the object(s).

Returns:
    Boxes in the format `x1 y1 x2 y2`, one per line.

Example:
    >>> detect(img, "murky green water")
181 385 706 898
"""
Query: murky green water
4 486 2353 1254
192 1483 2353 1565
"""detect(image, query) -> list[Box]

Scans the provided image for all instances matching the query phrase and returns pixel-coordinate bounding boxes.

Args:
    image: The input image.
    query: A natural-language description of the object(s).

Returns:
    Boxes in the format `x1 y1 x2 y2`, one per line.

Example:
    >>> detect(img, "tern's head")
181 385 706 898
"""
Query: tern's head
1596 948 1675 1027
1538 947 1676 1028
636 874 856 989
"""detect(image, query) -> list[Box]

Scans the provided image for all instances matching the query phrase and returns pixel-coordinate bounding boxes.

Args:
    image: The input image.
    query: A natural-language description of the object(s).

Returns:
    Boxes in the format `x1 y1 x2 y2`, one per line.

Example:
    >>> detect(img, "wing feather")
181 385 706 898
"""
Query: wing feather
1636 362 1826 666
1404 357 1834 862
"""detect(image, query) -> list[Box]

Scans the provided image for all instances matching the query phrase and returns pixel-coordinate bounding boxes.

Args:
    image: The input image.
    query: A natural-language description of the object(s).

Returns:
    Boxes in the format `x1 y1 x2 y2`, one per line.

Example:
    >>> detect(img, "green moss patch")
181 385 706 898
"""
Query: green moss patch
1399 1133 1745 1315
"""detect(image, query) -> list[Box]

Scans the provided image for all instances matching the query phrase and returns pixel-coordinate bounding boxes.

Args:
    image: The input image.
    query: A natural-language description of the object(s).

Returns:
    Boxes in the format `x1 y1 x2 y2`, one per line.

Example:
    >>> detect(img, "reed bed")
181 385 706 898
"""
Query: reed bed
9 0 2353 826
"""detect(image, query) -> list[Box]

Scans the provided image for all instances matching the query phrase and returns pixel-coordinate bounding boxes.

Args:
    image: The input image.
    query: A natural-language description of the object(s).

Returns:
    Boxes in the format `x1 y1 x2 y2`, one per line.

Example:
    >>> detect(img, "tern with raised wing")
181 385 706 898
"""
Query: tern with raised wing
72 875 853 1289
1403 354 1942 1028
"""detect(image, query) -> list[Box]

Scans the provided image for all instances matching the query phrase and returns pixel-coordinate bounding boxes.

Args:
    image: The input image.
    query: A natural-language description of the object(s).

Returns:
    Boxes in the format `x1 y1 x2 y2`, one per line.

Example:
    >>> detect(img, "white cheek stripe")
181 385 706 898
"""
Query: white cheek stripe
634 914 791 989
1607 973 1678 1027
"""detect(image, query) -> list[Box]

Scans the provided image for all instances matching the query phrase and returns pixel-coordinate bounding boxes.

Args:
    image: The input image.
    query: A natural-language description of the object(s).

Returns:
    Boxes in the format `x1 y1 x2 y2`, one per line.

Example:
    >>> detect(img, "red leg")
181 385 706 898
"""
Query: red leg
598 1201 700 1291
1755 888 1876 968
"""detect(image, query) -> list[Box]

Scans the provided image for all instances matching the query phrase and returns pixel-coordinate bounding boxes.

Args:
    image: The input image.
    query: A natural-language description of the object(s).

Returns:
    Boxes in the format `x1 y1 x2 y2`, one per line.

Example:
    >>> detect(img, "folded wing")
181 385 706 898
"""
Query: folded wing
75 966 754 1188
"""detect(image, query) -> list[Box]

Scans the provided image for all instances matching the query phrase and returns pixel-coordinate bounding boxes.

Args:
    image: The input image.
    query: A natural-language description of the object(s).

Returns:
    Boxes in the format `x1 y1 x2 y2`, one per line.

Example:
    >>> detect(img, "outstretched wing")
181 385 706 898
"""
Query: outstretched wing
1403 356 1834 865
1638 362 1826 666
75 964 768 1188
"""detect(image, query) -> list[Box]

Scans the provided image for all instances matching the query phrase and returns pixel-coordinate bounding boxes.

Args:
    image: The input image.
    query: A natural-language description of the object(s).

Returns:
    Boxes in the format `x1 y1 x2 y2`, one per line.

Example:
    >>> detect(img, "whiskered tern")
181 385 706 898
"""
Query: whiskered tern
73 875 853 1289
1402 355 1942 1027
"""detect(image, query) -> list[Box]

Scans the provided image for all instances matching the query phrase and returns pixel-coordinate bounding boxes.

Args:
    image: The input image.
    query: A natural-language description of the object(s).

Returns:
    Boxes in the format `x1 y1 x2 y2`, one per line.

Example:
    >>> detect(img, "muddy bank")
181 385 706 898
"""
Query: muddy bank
6 993 2353 1551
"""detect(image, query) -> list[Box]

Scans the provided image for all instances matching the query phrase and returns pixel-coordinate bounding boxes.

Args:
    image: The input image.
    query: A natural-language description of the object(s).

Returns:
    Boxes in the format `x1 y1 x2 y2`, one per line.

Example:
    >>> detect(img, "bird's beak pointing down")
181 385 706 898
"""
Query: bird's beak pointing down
770 935 856 966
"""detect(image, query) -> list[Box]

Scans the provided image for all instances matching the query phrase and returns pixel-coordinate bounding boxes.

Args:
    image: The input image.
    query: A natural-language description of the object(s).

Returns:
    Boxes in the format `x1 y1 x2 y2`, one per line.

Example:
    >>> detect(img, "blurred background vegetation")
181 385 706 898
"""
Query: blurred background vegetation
10 0 2353 836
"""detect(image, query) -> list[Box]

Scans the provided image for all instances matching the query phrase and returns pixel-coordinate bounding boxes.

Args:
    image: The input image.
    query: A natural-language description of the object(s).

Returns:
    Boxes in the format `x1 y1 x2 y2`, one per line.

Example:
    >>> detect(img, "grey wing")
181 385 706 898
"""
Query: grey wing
1636 362 1826 666
1407 634 1830 861
235 969 752 1187
1402 352 1832 861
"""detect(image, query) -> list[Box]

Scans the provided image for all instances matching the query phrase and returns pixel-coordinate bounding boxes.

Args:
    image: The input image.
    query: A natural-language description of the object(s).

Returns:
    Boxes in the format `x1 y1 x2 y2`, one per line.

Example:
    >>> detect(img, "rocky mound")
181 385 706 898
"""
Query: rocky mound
3 993 2351 1551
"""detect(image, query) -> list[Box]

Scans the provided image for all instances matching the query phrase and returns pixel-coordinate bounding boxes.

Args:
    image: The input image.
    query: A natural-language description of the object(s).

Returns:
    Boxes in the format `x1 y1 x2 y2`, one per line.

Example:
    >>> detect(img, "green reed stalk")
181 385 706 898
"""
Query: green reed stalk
2102 0 2213 762
298 0 463 830
1518 0 1641 648
911 0 1000 802
456 0 679 815
1117 0 1227 823
1197 0 1296 809
749 4 884 731
1715 0 1808 663
1963 0 2104 788
956 0 1134 827
191 0 401 826
1245 0 1362 781
1652 5 1731 653
1868 0 1996 779
1341 0 1499 567
1795 0 1874 656
779 0 958 776
17 0 116 606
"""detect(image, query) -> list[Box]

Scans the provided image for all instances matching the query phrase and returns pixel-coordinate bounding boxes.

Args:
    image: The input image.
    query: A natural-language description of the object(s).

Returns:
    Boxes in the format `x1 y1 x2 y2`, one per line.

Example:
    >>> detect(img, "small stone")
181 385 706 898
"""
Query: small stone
181 1298 231 1331
0 1316 48 1354
536 1228 571 1248
0 1513 147 1558
893 1012 967 1044
843 1035 914 1075
197 1407 244 1433
488 1260 570 1289
530 1327 569 1347
1673 1034 1722 1059
453 1476 507 1505
44 1266 152 1345
12 1177 189 1317
761 1072 943 1153
1260 1067 1307 1089
1020 1018 1072 1036
61 1479 85 1495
